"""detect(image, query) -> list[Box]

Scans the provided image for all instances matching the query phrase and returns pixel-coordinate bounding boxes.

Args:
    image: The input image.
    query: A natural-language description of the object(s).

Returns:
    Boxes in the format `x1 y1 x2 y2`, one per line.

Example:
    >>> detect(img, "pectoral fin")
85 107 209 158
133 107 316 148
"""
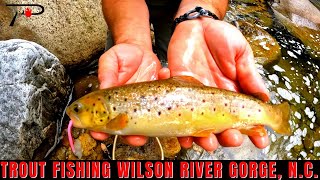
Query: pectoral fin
107 114 128 130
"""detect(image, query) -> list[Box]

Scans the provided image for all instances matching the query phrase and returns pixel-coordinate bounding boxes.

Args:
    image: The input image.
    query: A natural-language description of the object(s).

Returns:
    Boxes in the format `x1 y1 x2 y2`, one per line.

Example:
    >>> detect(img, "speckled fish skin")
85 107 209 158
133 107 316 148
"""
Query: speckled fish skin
66 76 292 137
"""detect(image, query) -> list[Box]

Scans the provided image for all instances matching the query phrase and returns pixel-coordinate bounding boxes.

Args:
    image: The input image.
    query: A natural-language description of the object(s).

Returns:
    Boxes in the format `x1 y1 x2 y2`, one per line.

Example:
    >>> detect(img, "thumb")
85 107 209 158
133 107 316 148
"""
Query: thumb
158 67 171 80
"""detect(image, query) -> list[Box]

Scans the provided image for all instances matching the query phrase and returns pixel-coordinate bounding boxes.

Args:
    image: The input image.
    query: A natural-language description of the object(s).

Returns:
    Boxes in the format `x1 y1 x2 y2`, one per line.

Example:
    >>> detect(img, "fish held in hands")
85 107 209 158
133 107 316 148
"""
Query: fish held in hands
66 76 291 153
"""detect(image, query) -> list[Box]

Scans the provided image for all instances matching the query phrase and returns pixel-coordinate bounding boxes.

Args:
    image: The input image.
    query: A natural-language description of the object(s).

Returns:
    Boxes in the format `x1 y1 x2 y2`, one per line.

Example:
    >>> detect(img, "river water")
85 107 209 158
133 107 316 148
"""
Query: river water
261 26 320 160
224 0 320 160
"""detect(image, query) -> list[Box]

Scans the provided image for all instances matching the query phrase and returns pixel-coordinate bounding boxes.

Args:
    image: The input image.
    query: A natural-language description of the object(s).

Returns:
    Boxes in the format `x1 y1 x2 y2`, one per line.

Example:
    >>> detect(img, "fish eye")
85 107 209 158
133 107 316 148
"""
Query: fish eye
73 103 82 113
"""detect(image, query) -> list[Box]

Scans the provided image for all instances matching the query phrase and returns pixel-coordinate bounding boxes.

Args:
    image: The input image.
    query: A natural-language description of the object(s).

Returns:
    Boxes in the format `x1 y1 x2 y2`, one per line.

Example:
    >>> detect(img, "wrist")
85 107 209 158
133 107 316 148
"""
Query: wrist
175 0 228 20
102 0 153 51
113 29 153 51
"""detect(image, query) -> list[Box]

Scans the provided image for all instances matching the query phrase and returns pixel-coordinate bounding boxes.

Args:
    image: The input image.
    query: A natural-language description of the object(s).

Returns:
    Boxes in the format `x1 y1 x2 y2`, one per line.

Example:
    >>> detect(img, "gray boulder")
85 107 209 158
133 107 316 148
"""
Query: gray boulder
0 39 72 160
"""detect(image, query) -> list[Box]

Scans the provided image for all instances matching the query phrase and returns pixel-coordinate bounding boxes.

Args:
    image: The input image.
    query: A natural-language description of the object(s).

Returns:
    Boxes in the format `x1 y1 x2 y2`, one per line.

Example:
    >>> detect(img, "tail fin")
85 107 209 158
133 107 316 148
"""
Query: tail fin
273 101 292 136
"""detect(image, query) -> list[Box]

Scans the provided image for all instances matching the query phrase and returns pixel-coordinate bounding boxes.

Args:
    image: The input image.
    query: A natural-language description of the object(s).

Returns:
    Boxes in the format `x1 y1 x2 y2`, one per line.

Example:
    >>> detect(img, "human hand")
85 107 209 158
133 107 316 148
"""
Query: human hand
92 43 170 146
167 18 270 152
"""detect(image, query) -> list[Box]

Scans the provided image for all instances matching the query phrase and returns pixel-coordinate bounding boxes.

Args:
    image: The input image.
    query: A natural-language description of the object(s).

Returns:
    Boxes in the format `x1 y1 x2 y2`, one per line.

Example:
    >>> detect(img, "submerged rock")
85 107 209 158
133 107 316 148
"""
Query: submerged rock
270 1 320 59
227 0 273 28
238 20 282 67
272 0 320 25
0 39 72 160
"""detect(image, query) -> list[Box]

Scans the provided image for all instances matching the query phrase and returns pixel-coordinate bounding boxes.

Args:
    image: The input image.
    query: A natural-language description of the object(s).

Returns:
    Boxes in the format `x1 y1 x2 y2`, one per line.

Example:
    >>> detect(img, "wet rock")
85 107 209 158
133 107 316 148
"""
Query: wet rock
0 39 72 160
306 153 318 160
179 136 268 160
310 0 320 10
78 133 98 157
227 0 273 28
315 127 320 140
113 136 162 160
0 0 107 67
270 1 320 59
50 147 67 160
304 131 314 151
158 137 181 159
238 20 282 67
272 0 320 25
73 75 100 99
51 128 103 160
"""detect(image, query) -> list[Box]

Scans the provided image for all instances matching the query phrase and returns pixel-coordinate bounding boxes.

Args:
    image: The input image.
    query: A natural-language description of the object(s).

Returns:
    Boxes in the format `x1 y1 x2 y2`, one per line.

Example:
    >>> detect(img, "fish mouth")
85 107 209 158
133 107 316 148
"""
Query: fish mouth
67 112 84 128
67 112 83 154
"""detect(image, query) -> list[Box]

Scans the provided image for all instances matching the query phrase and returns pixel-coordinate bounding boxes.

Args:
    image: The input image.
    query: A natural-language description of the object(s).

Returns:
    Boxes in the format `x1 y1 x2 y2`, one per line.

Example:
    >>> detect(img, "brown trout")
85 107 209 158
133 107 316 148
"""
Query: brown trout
66 76 291 152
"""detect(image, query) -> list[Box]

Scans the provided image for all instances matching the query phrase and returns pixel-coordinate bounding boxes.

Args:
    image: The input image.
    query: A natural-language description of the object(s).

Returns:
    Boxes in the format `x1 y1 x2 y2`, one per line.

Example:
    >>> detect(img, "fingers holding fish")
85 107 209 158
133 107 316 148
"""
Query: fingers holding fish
177 136 194 149
121 135 149 147
89 132 148 147
249 134 270 149
158 68 171 80
194 133 219 152
215 129 243 147
89 131 110 141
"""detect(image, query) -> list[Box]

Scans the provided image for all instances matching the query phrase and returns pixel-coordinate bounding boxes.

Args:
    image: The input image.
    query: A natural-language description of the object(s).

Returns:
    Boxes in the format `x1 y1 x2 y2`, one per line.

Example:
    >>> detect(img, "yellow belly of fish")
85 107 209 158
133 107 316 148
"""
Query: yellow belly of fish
102 106 269 137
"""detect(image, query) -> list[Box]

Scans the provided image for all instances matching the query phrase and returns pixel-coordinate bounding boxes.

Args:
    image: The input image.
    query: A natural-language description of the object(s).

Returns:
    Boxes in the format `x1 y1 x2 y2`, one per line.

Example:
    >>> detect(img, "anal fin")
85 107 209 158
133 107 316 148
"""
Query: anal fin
192 129 215 137
238 125 267 136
